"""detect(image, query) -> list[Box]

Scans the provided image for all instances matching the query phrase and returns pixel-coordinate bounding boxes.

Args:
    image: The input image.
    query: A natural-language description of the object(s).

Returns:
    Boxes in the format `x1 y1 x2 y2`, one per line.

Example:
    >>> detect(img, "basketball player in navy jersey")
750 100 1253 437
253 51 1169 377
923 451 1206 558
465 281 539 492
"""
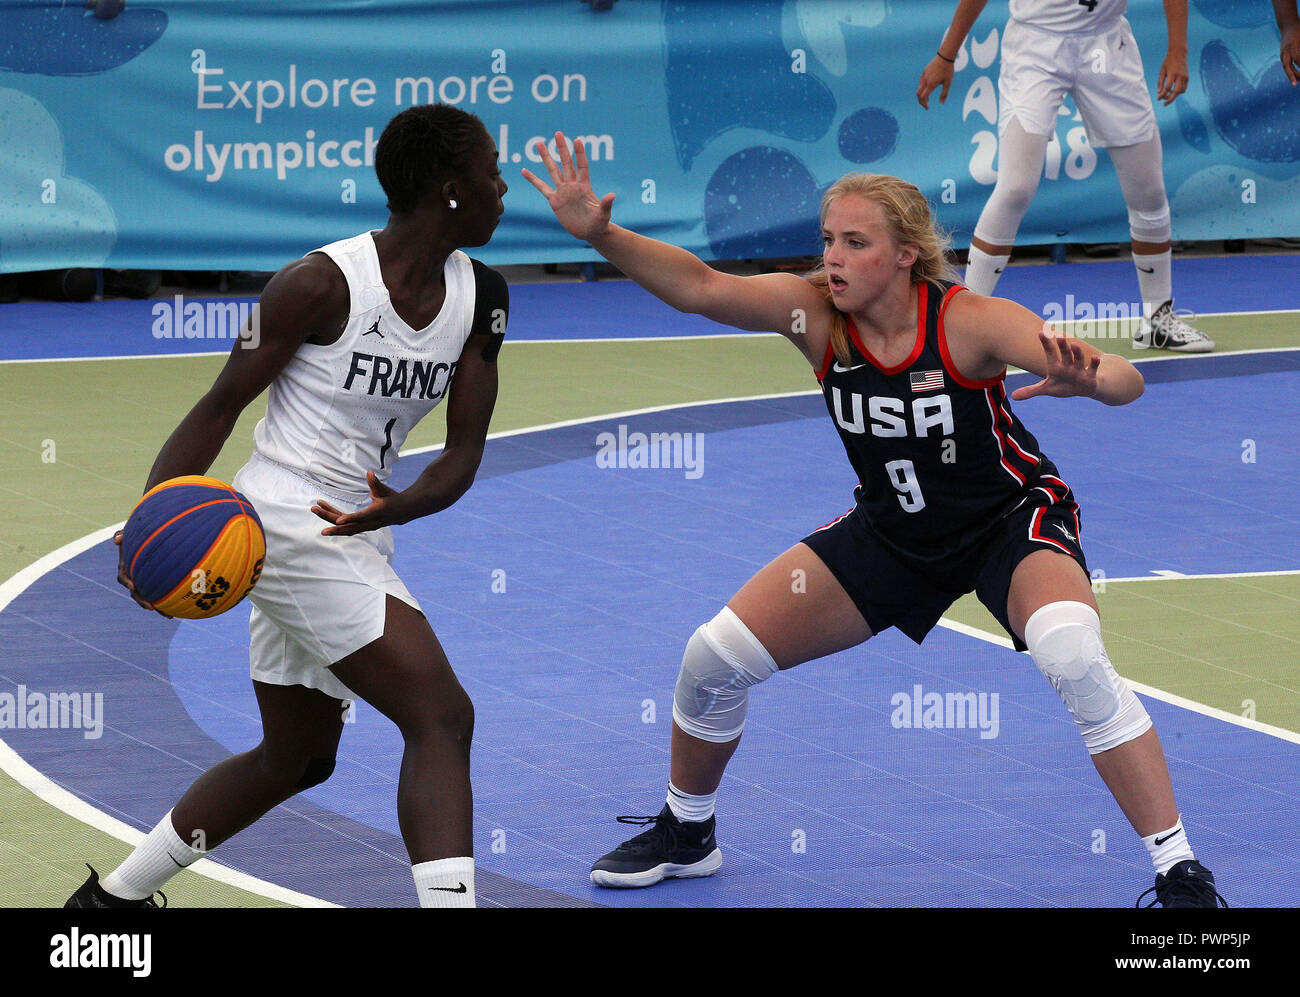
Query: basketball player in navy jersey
524 134 1225 907
917 0 1215 353
67 105 509 909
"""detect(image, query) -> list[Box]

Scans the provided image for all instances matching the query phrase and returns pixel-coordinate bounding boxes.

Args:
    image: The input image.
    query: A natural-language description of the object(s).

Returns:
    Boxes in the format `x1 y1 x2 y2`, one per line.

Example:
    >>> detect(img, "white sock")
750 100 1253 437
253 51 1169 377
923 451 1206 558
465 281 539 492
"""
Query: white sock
666 780 716 823
413 856 475 908
1133 249 1172 317
1142 817 1195 876
964 246 1011 296
100 809 206 900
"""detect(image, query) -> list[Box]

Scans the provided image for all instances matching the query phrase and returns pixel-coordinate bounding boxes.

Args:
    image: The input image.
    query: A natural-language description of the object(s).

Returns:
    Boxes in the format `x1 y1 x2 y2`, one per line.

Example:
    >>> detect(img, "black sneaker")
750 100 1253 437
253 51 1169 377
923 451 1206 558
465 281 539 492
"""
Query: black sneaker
590 805 723 888
1135 859 1228 908
65 865 167 908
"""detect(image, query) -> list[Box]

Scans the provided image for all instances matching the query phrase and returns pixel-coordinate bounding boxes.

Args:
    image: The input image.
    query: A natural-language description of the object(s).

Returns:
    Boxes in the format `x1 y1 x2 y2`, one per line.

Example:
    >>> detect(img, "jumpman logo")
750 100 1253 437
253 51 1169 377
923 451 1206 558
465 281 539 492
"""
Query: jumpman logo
364 319 384 338
1054 523 1077 543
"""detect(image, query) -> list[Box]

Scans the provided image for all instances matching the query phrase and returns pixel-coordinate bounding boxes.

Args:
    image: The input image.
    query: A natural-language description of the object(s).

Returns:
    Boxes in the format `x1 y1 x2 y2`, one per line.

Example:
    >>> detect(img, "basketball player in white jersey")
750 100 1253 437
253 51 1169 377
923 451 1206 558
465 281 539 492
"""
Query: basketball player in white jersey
67 105 510 909
917 0 1216 353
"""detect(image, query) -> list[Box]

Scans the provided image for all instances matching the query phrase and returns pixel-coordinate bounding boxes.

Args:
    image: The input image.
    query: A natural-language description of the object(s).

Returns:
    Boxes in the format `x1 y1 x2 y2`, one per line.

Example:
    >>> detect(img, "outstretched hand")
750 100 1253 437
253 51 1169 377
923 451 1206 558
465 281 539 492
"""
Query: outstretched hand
1010 331 1101 402
311 470 408 536
520 131 616 242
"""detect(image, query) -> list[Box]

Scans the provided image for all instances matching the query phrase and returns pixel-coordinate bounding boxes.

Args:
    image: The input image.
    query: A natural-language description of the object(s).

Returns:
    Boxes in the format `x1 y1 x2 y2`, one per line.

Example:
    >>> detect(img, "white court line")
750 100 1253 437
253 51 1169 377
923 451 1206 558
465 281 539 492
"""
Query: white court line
0 524 338 908
936 617 1300 748
1 312 1297 363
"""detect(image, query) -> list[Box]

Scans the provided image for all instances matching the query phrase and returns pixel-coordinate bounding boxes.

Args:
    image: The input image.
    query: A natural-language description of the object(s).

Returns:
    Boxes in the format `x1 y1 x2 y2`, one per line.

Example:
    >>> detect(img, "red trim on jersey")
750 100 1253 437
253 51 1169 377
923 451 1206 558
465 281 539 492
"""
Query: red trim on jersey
815 338 835 383
983 385 1028 485
812 506 856 533
1030 505 1075 555
845 282 929 375
936 284 1007 390
994 383 1039 465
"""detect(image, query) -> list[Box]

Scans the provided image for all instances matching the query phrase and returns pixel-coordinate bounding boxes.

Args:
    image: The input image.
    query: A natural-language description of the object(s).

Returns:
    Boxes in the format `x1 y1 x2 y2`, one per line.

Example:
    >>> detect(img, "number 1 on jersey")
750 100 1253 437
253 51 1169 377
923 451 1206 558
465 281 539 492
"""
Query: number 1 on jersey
885 458 926 513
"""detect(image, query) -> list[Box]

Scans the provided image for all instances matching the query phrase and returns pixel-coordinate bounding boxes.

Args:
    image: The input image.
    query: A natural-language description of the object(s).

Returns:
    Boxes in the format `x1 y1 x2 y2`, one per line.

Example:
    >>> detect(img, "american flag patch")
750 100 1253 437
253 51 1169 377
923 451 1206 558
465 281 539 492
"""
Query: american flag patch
910 370 944 393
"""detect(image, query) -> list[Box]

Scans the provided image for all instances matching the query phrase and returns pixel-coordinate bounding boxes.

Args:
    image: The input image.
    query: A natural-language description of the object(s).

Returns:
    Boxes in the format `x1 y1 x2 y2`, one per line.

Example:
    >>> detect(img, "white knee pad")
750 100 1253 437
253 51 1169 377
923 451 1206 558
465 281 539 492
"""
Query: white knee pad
1126 202 1171 244
672 607 779 744
1024 601 1151 754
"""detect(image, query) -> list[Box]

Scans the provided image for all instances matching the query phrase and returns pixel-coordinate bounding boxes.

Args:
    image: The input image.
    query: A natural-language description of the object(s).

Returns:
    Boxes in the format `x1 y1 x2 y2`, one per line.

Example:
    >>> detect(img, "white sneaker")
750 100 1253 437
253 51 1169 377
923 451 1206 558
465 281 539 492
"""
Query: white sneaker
1134 301 1215 353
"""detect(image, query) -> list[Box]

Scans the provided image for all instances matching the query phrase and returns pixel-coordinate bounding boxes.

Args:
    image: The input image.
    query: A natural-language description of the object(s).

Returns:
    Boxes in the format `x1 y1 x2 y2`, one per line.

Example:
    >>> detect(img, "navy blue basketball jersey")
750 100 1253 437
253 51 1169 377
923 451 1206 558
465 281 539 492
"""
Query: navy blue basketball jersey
815 280 1051 566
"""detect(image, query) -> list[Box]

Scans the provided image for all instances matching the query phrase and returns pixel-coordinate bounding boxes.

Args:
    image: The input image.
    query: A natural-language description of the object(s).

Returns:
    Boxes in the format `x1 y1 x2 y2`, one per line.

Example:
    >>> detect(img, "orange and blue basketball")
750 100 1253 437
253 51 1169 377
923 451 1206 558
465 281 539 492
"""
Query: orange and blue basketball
120 475 265 619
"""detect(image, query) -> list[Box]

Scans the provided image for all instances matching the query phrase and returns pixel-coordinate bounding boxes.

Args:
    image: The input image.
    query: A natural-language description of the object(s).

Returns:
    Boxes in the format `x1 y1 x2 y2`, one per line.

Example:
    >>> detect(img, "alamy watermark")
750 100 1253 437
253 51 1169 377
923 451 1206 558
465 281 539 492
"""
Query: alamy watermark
151 294 260 348
0 686 104 740
1041 296 1145 340
595 424 705 479
890 683 999 740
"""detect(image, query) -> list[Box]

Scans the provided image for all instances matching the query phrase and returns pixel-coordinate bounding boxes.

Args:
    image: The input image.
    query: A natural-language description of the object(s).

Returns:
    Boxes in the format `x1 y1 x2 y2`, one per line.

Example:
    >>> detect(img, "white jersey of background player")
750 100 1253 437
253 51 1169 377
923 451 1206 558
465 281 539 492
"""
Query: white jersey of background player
918 0 1215 353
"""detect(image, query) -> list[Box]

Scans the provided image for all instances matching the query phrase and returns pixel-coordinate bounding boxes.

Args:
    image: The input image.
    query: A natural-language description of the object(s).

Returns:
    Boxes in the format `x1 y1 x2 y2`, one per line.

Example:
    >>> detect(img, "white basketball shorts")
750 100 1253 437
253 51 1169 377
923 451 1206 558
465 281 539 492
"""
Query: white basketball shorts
998 16 1157 149
231 452 421 702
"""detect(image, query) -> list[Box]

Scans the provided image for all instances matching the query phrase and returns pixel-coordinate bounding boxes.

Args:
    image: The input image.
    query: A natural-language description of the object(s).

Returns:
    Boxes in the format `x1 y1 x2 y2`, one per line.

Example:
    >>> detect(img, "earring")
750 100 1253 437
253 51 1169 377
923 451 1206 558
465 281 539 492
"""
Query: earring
448 199 458 209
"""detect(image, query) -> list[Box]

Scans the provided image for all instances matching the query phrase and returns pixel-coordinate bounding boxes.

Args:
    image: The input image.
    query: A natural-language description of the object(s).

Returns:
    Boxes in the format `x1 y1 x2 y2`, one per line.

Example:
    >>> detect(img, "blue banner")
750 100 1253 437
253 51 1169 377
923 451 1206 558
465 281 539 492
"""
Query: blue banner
1 0 1296 272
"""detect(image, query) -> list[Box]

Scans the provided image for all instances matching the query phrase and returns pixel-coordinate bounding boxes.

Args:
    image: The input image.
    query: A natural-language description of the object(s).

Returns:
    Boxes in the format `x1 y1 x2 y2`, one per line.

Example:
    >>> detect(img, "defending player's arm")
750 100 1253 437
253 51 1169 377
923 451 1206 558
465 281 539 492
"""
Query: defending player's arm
522 133 830 365
1158 0 1191 105
312 264 506 536
1276 0 1300 85
917 0 989 108
946 292 1145 406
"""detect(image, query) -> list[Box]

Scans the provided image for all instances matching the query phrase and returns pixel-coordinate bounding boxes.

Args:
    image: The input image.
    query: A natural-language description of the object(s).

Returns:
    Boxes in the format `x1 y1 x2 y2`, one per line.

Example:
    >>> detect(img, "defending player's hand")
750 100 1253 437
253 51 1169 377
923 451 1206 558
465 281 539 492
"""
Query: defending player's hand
1156 50 1189 104
916 56 955 109
1010 331 1100 402
521 131 616 242
113 529 170 617
312 470 408 536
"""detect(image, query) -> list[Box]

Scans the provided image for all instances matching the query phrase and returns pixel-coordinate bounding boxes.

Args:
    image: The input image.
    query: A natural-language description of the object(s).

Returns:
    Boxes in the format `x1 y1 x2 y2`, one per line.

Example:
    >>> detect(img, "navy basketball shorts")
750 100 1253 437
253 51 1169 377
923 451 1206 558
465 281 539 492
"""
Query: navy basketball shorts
802 472 1089 652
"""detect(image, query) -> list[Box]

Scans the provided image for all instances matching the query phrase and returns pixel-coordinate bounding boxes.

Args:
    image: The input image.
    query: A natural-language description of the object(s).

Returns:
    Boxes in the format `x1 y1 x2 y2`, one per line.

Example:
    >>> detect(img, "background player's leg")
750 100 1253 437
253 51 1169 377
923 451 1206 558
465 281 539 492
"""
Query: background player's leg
966 118 1051 295
1006 549 1178 836
1108 136 1214 351
670 542 872 796
97 682 345 902
330 595 474 862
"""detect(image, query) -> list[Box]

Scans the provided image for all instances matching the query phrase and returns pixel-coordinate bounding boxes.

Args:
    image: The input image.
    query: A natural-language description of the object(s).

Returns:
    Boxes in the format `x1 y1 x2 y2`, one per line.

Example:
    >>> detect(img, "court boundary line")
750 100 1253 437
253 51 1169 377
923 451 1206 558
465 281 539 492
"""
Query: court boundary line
0 525 339 909
1 388 1295 907
1 323 1297 365
936 618 1300 748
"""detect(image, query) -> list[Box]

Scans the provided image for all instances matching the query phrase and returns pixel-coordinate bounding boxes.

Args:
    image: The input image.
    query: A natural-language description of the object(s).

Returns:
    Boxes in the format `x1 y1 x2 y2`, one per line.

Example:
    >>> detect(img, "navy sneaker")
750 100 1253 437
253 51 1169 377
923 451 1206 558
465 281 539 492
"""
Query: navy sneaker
64 865 166 908
590 805 723 888
1135 859 1228 908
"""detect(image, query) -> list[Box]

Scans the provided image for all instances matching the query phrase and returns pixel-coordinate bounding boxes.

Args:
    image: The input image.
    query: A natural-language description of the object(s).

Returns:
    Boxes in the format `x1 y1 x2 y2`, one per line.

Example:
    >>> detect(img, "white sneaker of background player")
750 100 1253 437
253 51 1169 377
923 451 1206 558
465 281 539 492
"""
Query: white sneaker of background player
1134 301 1215 353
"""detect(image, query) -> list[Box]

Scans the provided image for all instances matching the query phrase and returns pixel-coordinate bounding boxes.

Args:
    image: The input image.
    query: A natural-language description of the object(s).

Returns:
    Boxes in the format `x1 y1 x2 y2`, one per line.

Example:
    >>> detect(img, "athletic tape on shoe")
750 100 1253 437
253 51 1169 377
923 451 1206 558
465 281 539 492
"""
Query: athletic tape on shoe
1024 600 1151 754
672 607 779 743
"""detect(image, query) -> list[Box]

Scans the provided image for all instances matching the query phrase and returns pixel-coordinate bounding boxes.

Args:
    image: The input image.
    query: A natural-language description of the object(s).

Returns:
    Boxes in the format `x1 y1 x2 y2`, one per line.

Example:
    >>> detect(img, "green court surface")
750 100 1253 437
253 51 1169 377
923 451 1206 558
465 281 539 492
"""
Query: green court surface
0 301 1295 907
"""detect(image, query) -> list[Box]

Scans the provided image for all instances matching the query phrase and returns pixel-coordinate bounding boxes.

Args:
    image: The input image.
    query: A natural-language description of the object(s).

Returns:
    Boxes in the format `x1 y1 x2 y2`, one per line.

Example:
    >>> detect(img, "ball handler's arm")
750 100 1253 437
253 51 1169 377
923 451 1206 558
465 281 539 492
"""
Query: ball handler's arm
522 131 832 367
311 265 507 536
120 255 347 609
143 255 346 493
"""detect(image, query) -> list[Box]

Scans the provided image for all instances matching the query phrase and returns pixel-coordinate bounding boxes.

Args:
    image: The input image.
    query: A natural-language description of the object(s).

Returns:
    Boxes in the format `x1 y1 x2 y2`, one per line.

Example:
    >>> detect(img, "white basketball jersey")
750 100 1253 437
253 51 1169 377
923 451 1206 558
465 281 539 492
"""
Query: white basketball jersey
1008 0 1127 31
251 231 476 495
